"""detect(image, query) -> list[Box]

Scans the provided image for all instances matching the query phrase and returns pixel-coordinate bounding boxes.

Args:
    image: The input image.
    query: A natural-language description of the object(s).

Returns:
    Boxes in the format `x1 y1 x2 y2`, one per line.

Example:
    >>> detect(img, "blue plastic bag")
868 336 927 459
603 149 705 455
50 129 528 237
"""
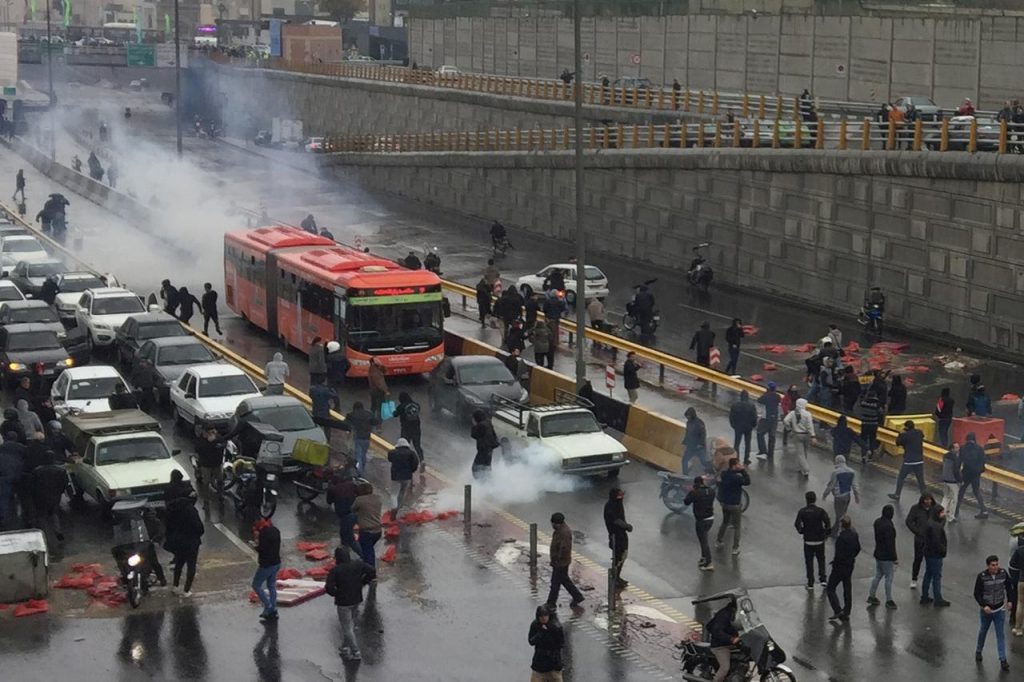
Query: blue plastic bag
381 399 397 420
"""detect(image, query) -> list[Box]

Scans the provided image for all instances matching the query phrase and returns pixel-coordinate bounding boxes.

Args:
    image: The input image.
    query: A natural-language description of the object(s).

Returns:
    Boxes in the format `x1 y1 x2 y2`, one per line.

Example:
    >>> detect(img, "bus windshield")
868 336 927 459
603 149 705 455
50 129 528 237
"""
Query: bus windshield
346 301 443 351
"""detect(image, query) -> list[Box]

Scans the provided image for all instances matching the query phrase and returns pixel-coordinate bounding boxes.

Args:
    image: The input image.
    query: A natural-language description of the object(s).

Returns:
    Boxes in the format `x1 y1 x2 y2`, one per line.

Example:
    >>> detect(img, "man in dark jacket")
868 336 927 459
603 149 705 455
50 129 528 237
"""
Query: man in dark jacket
546 512 584 608
0 434 25 529
716 459 751 555
889 421 926 500
867 504 898 608
470 410 497 477
528 605 565 679
251 519 281 621
933 387 955 447
160 279 180 316
475 277 492 328
685 476 717 571
756 382 781 459
201 283 222 335
194 427 225 499
394 392 423 464
957 432 989 519
689 321 716 367
826 516 861 623
326 469 361 558
707 598 740 682
974 555 1013 672
623 351 641 404
921 505 950 607
345 402 379 478
728 390 758 464
164 496 204 596
906 494 934 589
724 318 744 375
32 459 68 546
387 438 419 517
682 407 709 475
604 487 632 588
326 546 376 661
795 491 831 589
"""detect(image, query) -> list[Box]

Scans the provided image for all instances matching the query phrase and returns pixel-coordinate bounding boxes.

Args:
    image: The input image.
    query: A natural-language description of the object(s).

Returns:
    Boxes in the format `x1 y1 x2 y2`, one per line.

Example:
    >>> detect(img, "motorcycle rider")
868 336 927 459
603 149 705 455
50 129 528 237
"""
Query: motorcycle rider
424 249 441 274
631 285 656 333
489 220 509 251
706 597 740 682
690 321 716 367
402 251 422 270
688 245 712 286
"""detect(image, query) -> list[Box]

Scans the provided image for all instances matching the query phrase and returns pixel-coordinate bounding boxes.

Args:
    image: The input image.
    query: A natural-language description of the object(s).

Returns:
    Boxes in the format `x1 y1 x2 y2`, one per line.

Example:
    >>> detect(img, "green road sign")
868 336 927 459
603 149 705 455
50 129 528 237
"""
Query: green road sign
126 44 155 67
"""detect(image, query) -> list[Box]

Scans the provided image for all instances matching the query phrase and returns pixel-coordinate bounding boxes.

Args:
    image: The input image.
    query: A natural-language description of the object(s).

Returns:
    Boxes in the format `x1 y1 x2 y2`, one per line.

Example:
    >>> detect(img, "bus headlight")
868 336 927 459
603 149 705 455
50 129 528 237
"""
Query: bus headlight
425 353 444 364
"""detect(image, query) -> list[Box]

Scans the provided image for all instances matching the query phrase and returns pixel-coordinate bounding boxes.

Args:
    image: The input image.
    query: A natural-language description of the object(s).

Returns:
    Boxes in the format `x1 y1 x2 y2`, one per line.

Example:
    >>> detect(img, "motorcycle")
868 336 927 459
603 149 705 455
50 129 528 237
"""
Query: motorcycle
681 588 795 682
110 499 158 608
857 287 886 334
688 243 714 290
492 234 513 257
659 471 750 514
424 247 442 276
622 279 659 335
222 421 285 519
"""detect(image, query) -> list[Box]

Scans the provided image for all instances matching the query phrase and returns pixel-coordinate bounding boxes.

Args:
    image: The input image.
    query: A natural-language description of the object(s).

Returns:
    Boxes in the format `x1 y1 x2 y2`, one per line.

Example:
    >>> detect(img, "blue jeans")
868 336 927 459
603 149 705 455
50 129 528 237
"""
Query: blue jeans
869 560 895 602
681 446 710 475
977 608 1007 661
922 557 944 601
353 438 370 476
338 512 361 557
358 530 381 567
252 564 280 614
894 463 925 496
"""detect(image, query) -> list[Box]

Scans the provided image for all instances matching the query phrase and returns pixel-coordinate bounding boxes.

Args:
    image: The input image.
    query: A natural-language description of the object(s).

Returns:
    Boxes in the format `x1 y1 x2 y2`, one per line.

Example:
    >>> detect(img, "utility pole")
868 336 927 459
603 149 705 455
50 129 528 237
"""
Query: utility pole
45 0 54 160
572 0 586 390
174 0 182 156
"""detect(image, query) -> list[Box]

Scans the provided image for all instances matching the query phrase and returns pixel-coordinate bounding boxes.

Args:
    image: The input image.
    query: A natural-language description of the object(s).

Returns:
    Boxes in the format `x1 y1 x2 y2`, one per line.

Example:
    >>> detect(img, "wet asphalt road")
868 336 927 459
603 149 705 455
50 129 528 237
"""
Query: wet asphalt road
2 96 1024 680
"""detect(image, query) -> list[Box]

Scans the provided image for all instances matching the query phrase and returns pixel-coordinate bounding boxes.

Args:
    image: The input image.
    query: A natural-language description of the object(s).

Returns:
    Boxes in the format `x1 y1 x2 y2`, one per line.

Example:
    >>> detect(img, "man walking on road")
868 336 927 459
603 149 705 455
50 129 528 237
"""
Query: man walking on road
906 494 935 589
251 518 281 622
941 443 961 523
201 283 222 335
715 458 750 555
325 546 376 662
729 390 758 464
974 555 1013 672
826 516 861 624
858 390 883 461
889 421 926 500
546 513 585 609
795 491 830 589
682 407 710 475
867 505 898 609
957 432 989 519
921 505 950 607
684 475 717 571
623 352 641 404
756 382 781 460
783 398 815 477
604 488 632 588
823 455 860 537
387 438 419 517
724 318 744 375
13 169 25 202
689 321 715 368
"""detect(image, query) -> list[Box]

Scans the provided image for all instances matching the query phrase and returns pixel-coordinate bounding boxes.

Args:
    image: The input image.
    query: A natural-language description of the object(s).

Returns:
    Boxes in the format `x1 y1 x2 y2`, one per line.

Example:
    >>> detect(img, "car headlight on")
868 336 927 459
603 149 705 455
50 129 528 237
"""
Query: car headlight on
57 358 73 367
8 362 26 371
563 458 581 468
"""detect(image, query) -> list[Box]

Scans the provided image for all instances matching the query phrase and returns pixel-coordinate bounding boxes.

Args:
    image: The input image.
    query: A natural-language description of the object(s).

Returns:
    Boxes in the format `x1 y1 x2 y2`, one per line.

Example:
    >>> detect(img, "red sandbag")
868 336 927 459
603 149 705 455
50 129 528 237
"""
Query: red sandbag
381 545 397 563
296 541 327 552
905 365 931 373
70 563 104 575
55 574 97 589
384 525 401 539
278 568 302 580
871 342 909 353
304 549 330 561
741 325 759 337
381 510 396 526
762 363 777 371
13 599 49 617
794 343 816 353
1001 393 1021 402
750 374 764 382
437 510 459 520
844 341 860 353
305 565 332 580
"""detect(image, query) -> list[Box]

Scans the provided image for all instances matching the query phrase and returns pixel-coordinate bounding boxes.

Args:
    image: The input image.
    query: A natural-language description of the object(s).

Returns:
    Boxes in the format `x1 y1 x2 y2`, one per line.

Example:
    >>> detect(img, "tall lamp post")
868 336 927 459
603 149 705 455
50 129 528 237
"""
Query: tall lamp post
572 0 586 390
45 0 54 160
174 0 182 156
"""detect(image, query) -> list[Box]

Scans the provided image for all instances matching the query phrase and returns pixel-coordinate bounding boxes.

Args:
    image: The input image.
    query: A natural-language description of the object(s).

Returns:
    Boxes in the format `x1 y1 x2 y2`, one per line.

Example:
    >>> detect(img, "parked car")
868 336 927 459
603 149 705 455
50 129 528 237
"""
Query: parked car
74 287 146 347
228 395 326 471
613 77 653 92
0 323 73 386
0 235 49 273
52 272 106 322
893 95 942 122
923 115 1003 151
170 364 261 437
436 64 460 78
428 355 527 423
133 336 221 405
0 280 25 303
253 130 273 146
516 263 609 305
115 311 187 368
6 258 66 298
50 365 132 416
304 137 325 153
0 300 65 336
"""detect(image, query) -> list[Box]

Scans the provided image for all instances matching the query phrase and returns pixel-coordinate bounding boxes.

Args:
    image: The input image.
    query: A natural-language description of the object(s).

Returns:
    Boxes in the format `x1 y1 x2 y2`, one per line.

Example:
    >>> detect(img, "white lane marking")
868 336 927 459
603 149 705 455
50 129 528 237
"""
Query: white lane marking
214 522 258 561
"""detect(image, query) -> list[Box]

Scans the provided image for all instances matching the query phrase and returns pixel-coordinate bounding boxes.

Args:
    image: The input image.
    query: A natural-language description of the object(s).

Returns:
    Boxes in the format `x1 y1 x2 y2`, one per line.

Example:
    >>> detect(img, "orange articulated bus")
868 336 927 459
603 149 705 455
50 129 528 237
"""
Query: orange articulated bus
224 226 444 377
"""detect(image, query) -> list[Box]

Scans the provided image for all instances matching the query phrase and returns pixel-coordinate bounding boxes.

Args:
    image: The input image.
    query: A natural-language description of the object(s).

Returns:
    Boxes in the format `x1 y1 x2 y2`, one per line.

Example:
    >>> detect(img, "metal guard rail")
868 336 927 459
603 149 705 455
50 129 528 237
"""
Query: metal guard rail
440 279 1024 495
323 117 1024 155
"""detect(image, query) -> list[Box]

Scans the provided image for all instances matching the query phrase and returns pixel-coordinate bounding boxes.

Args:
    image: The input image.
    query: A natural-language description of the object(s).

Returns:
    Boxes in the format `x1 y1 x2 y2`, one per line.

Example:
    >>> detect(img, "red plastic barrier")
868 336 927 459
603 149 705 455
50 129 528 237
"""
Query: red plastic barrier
952 416 1005 450
384 526 400 539
1001 393 1020 402
381 546 397 563
13 599 49 617
741 325 759 337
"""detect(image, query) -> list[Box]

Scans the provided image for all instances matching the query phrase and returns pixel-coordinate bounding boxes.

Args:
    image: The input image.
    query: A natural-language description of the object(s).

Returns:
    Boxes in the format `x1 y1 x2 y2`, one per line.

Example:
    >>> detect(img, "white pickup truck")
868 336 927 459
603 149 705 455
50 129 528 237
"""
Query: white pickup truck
62 411 188 511
491 392 628 479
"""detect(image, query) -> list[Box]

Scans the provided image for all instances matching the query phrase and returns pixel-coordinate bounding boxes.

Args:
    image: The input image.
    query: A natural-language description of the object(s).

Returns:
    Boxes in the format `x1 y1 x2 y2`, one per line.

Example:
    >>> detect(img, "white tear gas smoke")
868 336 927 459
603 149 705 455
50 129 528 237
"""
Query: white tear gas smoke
431 443 585 511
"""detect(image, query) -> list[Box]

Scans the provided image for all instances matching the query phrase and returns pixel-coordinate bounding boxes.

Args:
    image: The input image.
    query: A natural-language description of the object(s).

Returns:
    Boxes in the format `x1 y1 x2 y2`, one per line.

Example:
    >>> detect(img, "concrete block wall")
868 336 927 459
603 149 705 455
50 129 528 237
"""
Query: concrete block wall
321 150 1024 359
408 14 1024 109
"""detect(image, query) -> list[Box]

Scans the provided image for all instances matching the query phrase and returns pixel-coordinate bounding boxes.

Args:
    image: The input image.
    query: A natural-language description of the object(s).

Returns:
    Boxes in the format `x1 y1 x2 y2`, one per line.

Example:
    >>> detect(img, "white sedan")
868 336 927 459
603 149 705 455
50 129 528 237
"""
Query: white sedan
515 263 610 305
51 365 132 416
0 235 49 272
170 364 261 437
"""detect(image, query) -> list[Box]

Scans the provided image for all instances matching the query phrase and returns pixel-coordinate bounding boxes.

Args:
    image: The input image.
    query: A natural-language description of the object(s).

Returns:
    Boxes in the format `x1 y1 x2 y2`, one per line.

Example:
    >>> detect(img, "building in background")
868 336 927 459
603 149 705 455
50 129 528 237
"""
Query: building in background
281 21 339 61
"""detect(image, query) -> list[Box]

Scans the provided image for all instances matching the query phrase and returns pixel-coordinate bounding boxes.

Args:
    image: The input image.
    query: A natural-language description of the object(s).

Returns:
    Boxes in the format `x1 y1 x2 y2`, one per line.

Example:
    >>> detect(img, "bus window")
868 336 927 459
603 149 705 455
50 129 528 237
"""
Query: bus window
346 301 442 350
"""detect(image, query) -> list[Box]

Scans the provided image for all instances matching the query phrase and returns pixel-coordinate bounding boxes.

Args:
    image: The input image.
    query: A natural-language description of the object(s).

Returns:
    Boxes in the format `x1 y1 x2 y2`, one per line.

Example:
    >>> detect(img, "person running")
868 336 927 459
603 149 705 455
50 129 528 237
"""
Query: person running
974 555 1014 672
866 504 898 609
528 605 565 682
684 475 716 571
795 490 830 589
176 287 202 325
14 169 25 202
251 518 281 622
826 516 861 624
783 398 815 477
906 494 935 589
823 455 860 537
715 458 750 555
325 546 376 662
920 505 950 607
546 512 585 609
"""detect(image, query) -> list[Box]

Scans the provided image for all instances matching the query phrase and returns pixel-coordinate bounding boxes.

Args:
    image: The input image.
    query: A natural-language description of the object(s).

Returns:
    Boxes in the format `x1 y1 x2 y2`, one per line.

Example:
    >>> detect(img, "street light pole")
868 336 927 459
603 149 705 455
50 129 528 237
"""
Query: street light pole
572 0 586 390
45 0 54 160
174 0 182 156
